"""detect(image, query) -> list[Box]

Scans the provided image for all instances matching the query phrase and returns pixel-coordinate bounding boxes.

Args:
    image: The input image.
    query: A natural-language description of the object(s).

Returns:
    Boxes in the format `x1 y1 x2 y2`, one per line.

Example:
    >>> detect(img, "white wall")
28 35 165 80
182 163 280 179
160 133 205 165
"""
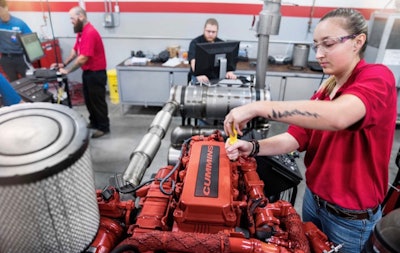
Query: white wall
12 11 318 77
10 0 398 82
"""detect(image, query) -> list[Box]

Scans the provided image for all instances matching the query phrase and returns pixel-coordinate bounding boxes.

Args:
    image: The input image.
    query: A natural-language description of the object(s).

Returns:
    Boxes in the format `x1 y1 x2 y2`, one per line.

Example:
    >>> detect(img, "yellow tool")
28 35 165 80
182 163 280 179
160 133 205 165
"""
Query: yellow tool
229 123 238 145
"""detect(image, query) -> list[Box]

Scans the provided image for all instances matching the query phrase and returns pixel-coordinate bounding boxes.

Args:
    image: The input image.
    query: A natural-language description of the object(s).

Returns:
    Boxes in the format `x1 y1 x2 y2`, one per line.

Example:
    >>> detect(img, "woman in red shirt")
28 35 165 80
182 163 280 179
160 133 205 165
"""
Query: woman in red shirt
224 8 396 253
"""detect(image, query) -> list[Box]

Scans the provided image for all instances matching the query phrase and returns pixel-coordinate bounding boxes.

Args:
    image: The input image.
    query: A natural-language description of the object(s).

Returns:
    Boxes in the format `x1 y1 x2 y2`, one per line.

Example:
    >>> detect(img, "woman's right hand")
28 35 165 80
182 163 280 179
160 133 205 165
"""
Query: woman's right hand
223 103 258 137
225 139 253 161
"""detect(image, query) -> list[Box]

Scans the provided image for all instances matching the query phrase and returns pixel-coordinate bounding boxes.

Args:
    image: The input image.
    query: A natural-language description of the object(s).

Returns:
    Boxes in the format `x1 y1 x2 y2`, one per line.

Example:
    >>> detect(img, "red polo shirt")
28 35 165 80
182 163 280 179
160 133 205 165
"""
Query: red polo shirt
288 59 397 210
74 22 106 71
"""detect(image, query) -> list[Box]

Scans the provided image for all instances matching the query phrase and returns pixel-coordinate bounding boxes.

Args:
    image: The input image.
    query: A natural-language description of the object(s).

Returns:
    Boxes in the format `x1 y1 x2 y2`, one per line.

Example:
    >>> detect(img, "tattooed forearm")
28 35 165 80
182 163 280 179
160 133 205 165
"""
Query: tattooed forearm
269 109 319 119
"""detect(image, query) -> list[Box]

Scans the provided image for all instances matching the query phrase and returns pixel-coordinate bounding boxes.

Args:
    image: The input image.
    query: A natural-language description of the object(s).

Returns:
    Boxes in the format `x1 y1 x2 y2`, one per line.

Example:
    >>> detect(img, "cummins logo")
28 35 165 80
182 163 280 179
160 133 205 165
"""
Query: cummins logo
195 145 219 197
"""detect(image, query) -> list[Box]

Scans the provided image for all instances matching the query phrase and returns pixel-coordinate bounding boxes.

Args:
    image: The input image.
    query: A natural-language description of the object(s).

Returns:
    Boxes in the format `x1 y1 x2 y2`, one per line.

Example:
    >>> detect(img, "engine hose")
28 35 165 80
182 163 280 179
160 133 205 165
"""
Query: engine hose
116 177 156 194
159 137 191 195
117 231 230 253
159 178 176 195
249 198 268 214
110 244 140 253
116 230 299 253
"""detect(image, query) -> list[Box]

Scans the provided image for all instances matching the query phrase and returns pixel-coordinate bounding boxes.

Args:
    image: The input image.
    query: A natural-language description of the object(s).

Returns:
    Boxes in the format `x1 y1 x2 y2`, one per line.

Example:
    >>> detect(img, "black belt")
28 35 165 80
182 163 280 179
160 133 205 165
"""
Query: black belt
83 69 105 73
1 53 23 57
313 194 379 220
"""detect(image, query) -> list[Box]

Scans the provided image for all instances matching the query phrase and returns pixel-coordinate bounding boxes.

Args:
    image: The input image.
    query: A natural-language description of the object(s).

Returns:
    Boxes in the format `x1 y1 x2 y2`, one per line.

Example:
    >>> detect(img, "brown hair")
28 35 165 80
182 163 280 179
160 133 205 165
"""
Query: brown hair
204 18 219 29
0 0 8 8
319 8 368 96
320 8 368 56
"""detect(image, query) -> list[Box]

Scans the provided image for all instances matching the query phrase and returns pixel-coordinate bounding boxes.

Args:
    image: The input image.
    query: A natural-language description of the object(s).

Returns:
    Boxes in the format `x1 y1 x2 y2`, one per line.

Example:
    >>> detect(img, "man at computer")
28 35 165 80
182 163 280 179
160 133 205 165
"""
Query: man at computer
188 18 237 84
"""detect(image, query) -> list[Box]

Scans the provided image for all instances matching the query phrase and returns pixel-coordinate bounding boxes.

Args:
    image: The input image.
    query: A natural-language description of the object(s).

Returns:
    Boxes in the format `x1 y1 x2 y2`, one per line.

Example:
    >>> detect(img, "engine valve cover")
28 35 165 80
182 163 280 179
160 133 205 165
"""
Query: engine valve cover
174 139 237 231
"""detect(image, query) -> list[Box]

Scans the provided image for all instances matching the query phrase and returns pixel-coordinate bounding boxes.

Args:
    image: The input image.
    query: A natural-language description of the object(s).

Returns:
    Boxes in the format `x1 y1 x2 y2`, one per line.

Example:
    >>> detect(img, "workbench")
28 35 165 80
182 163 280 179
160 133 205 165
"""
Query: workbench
116 59 325 110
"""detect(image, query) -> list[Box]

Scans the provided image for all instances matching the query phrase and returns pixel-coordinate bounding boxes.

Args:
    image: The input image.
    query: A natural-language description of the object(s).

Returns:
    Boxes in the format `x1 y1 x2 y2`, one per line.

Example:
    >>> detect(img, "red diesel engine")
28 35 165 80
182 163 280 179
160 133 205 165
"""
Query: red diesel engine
91 132 334 253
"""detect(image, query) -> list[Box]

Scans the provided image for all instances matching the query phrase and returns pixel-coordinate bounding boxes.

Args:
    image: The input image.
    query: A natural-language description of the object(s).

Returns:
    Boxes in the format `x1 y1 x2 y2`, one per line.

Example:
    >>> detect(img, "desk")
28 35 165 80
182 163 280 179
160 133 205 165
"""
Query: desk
235 62 326 101
116 59 325 109
117 61 189 108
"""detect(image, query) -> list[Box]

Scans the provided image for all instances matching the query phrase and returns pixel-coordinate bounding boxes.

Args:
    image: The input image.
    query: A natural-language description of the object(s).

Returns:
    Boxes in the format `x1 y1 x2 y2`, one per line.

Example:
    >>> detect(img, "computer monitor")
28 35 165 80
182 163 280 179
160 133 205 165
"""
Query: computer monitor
18 32 45 63
194 41 240 81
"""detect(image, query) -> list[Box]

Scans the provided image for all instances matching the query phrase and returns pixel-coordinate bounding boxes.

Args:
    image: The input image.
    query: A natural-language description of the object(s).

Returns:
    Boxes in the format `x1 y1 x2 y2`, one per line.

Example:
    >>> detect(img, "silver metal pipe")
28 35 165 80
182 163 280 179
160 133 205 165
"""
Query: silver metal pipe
167 147 181 167
255 0 282 90
123 101 179 186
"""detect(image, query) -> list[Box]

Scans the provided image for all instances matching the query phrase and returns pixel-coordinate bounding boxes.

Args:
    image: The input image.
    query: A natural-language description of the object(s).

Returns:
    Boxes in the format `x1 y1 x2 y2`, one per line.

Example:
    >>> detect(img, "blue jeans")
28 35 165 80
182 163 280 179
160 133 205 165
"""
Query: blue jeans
302 187 381 253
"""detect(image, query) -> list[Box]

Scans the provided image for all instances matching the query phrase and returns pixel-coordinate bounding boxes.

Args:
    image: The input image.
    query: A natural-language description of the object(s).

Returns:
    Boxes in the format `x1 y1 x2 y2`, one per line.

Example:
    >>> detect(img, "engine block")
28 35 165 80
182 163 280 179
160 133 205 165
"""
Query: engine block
91 131 335 253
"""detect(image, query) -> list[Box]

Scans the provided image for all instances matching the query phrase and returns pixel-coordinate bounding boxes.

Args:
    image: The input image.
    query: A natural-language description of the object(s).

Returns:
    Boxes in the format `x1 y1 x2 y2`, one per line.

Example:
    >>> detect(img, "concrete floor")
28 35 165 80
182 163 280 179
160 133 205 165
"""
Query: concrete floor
74 98 400 215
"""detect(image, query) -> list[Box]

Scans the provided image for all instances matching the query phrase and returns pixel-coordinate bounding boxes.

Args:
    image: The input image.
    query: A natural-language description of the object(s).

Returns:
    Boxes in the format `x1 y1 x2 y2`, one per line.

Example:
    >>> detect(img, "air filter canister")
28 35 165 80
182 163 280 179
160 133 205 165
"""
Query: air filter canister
0 103 99 253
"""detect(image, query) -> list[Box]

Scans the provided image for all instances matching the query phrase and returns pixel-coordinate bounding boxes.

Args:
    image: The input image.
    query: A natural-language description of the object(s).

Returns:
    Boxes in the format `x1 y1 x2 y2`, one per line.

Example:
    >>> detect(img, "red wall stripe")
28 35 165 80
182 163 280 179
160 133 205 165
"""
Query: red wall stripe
281 6 376 20
8 1 377 19
8 1 262 14
88 2 262 14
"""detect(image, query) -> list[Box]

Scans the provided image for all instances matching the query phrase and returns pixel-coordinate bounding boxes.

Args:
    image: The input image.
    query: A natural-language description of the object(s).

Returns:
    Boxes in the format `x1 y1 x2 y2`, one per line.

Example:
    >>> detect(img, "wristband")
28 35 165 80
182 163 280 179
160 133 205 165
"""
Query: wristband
249 139 260 157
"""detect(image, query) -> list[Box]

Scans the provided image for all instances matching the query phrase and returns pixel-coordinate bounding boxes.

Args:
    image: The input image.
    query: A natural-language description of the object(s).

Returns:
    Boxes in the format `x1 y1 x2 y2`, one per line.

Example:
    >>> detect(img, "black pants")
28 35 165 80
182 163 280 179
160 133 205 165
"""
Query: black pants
0 54 28 82
82 70 110 132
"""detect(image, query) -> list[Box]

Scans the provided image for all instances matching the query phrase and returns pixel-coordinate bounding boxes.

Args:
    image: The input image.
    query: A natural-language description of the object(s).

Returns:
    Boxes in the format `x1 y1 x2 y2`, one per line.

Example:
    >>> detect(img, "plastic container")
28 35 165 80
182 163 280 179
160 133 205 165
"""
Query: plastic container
107 69 119 104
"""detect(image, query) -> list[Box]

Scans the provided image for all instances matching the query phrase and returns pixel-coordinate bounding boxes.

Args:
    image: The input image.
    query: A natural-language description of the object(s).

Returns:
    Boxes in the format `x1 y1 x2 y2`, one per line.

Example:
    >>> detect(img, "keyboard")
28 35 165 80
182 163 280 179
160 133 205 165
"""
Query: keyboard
217 79 243 85
34 68 58 79
11 77 53 103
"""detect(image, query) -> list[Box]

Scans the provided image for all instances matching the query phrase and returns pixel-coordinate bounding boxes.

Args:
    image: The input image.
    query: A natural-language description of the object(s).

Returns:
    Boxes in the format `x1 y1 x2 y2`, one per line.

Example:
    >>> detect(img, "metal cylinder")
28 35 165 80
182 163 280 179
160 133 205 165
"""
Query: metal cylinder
292 44 310 69
255 0 282 90
0 103 99 253
258 0 281 36
170 85 271 120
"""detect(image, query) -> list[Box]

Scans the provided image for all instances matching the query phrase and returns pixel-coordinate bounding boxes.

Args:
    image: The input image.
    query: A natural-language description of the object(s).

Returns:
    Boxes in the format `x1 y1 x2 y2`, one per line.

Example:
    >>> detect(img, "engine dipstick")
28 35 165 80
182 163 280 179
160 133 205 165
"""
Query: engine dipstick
229 123 238 145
